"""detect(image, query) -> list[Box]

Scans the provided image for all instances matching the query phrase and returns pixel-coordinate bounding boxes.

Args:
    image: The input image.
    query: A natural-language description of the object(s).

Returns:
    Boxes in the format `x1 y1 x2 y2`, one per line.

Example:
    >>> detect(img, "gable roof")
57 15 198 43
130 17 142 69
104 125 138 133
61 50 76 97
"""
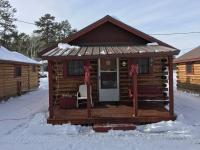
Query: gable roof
174 46 200 63
39 15 177 56
0 46 40 65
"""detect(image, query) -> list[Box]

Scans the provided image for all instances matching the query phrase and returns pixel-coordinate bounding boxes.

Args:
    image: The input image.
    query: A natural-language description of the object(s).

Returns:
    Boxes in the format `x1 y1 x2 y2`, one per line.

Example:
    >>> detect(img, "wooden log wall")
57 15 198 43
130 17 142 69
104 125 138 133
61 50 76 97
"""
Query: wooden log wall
0 63 40 100
177 61 200 93
119 57 168 102
51 60 98 105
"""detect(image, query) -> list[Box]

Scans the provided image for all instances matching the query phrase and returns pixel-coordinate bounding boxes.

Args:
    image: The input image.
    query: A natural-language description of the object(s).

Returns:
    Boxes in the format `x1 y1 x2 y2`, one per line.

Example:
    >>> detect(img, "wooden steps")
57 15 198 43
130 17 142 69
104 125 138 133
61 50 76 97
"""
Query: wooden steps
93 123 136 132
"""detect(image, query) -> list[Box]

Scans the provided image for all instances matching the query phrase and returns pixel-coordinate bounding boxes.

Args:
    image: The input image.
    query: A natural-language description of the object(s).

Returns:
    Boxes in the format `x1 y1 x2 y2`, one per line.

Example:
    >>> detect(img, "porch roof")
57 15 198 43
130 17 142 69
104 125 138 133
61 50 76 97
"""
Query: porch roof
41 45 179 59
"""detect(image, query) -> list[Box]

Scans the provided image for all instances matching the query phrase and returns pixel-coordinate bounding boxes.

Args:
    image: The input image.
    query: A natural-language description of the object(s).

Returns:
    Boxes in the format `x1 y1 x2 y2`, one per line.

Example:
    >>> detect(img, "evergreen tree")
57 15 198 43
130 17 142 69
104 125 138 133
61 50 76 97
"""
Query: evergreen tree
11 32 30 55
0 0 16 48
54 20 72 41
34 14 56 47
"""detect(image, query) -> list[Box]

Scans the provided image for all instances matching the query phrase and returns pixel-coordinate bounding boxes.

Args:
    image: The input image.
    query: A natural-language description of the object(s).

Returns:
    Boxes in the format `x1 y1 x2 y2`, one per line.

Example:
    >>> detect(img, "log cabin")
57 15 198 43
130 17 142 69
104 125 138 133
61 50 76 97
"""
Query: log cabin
39 15 180 126
0 46 40 101
174 45 200 93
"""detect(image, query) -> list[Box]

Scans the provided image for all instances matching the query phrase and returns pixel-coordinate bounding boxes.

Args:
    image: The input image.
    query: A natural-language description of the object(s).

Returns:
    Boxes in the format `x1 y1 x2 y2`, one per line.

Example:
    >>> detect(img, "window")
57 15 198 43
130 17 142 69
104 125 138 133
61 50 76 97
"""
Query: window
138 58 149 74
186 63 193 74
66 61 84 76
32 65 36 72
15 66 21 77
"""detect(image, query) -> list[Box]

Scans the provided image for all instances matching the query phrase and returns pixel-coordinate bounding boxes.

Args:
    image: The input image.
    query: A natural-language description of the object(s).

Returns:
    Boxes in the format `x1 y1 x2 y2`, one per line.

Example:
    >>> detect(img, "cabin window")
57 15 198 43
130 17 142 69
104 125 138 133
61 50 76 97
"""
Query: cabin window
66 61 84 76
32 65 36 72
186 63 193 74
138 58 149 74
15 66 22 77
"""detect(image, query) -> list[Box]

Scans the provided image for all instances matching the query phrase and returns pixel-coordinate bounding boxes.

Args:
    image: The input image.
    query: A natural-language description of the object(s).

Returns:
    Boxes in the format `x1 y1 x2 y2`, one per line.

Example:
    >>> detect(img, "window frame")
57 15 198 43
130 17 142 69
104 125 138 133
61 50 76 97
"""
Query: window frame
32 65 36 72
186 63 194 75
14 65 22 78
138 58 151 74
63 60 85 78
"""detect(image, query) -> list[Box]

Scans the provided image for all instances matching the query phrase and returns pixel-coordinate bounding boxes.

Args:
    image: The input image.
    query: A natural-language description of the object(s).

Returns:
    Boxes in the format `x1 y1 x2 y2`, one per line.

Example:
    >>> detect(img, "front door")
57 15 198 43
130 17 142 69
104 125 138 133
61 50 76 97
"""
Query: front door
98 58 119 102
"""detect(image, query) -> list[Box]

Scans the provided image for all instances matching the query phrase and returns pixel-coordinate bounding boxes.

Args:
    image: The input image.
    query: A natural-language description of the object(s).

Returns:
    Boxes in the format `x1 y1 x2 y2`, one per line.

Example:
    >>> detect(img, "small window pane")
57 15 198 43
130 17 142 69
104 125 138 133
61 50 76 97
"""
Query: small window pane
101 72 117 89
138 58 149 74
15 66 21 77
67 61 84 76
100 58 116 71
186 64 193 74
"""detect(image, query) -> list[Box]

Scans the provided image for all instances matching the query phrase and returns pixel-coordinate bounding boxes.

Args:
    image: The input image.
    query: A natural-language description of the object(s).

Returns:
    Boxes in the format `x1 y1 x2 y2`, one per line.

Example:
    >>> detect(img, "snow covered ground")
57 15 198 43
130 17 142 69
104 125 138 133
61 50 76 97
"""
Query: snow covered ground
0 73 200 150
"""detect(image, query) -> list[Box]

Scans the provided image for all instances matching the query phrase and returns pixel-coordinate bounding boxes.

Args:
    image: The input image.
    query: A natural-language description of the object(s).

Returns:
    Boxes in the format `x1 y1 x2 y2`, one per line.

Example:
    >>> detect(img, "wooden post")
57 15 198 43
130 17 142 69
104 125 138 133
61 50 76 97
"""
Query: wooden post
168 56 174 116
84 62 91 118
130 64 138 117
48 60 54 119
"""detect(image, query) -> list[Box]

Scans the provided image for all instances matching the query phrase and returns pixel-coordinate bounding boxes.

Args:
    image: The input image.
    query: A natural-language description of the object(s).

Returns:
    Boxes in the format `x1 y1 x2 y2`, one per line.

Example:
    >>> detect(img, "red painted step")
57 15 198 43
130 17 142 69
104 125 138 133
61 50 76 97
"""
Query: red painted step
93 124 136 132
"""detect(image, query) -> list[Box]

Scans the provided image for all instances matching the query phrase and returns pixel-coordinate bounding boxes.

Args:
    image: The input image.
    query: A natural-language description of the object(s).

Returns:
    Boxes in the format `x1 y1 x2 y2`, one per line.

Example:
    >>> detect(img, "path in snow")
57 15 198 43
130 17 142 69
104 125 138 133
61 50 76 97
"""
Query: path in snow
0 77 48 135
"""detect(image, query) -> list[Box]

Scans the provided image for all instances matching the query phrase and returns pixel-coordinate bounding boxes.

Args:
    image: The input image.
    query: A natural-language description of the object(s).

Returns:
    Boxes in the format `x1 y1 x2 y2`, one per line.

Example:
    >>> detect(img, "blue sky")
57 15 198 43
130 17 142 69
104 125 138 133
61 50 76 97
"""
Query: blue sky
10 0 200 55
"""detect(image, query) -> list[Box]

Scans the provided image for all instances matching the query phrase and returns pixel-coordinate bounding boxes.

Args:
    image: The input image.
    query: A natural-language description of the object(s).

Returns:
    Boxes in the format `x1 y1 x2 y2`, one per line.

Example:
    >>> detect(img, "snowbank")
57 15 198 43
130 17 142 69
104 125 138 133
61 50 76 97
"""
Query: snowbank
0 46 40 64
58 43 80 49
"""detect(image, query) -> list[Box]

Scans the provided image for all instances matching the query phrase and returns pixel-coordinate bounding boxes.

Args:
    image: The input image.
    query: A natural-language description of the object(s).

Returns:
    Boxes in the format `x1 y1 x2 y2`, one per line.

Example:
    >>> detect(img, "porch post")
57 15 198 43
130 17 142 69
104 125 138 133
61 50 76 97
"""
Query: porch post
48 60 54 119
168 56 174 116
85 61 91 118
130 64 138 117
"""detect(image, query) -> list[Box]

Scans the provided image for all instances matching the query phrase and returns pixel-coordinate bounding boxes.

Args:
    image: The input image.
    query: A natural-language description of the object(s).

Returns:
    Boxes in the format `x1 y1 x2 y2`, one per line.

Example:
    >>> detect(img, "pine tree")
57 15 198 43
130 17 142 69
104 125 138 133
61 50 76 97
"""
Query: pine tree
34 14 56 47
0 0 16 48
54 20 72 41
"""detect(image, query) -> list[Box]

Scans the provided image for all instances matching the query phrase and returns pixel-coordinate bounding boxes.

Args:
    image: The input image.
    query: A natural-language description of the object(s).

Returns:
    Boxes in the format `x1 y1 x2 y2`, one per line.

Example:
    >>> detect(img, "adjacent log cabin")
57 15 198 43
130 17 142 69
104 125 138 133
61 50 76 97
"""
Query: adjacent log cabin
0 46 40 100
40 15 180 125
174 46 200 93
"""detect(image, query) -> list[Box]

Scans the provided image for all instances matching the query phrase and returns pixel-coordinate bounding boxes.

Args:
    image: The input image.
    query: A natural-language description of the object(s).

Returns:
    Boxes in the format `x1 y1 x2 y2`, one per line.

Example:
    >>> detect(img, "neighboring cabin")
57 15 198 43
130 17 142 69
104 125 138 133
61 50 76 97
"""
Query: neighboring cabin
0 46 40 101
40 15 180 125
174 46 200 93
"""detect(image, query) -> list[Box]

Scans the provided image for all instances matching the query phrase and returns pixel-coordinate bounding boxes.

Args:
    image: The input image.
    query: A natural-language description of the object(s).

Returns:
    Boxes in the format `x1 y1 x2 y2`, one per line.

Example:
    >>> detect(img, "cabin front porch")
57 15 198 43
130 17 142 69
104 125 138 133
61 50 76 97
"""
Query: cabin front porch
47 103 176 125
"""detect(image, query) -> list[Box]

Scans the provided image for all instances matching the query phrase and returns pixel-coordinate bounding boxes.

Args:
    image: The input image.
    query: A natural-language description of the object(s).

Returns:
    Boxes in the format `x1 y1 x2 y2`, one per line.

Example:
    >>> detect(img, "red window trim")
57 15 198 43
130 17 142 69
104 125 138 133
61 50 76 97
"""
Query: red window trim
63 60 85 78
186 63 194 75
14 65 22 78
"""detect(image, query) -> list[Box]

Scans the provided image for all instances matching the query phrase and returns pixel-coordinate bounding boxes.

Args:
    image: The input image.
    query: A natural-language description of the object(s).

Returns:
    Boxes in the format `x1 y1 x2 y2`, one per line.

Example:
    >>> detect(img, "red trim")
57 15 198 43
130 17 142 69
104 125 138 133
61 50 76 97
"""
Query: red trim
48 61 54 119
168 56 174 116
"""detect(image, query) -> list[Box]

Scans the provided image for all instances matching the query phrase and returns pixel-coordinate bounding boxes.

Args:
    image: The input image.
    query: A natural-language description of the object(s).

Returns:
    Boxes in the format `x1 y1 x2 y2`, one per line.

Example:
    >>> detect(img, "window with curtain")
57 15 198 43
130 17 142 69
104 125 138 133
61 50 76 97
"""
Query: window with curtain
15 66 22 77
67 61 84 76
138 58 149 74
186 63 193 74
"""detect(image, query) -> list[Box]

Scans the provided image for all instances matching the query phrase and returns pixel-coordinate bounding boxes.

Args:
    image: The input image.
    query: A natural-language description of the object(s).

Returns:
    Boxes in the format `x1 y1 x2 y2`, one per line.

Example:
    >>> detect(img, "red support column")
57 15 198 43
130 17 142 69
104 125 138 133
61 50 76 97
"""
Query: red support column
48 60 54 119
130 64 138 117
168 56 174 116
84 61 91 118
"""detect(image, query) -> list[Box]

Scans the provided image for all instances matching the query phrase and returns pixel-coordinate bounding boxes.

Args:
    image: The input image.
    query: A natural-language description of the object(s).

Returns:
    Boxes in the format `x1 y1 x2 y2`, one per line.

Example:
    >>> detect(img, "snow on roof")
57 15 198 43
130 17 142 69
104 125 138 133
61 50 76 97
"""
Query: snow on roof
0 46 40 65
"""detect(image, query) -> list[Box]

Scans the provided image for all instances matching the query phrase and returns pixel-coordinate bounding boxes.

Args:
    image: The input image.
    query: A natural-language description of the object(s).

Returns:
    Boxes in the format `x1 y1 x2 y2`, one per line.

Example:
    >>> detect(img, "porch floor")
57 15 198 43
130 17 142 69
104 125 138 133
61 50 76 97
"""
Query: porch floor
48 104 176 125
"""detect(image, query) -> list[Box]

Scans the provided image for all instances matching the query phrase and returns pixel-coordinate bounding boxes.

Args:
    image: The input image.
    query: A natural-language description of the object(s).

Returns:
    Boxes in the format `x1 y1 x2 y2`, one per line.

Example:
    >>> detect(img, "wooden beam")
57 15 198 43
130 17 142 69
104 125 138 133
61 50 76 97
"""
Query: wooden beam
168 56 174 116
85 61 91 118
48 60 54 119
130 64 138 116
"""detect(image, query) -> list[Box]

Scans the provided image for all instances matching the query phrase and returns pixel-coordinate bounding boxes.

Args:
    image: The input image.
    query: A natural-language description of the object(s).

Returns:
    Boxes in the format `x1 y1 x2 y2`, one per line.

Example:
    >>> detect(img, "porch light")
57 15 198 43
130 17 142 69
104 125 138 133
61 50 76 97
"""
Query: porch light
121 61 127 67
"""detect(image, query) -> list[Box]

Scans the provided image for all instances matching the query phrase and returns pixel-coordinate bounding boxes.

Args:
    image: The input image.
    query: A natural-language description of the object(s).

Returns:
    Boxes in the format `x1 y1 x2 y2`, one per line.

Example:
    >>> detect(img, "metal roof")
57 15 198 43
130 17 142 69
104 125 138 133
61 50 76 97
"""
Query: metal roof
42 45 179 59
174 46 200 63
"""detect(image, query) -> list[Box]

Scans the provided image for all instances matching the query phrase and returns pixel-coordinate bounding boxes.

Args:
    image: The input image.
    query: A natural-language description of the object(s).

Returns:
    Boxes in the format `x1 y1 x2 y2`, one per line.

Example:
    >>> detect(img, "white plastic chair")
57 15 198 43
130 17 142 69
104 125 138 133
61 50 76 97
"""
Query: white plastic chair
76 84 93 108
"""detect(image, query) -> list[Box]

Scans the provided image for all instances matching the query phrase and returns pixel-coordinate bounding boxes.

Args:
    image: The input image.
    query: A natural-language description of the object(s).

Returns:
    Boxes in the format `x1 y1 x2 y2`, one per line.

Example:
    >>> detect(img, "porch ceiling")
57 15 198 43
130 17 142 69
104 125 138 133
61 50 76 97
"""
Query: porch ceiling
42 45 179 59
